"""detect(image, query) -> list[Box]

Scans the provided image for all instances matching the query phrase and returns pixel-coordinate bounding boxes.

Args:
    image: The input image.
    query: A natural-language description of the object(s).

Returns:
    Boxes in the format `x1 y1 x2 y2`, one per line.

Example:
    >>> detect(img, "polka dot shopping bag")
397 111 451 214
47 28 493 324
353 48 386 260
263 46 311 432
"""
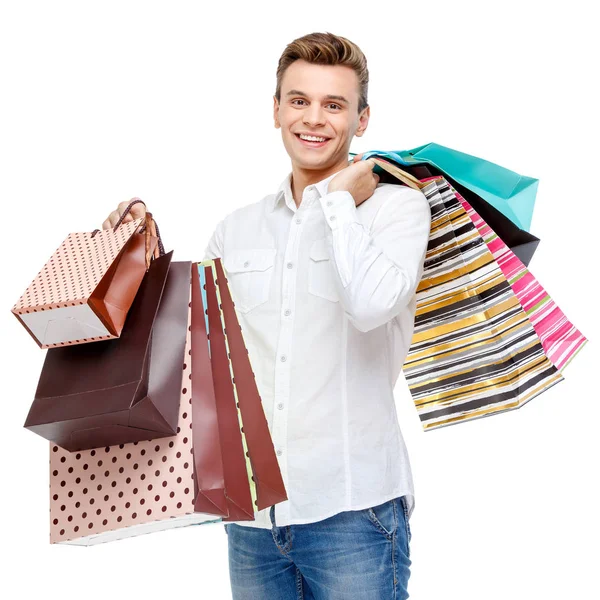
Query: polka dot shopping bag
11 199 161 349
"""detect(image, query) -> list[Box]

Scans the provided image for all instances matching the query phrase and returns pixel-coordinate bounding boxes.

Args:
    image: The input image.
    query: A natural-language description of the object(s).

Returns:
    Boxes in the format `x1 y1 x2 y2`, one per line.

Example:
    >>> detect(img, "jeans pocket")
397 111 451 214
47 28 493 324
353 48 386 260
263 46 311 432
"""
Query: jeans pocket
365 498 397 540
399 495 412 557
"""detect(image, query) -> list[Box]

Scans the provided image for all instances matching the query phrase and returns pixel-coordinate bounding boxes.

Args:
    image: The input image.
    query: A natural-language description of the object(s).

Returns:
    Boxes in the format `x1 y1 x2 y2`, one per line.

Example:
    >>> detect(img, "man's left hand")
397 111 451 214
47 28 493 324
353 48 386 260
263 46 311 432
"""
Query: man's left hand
328 153 380 207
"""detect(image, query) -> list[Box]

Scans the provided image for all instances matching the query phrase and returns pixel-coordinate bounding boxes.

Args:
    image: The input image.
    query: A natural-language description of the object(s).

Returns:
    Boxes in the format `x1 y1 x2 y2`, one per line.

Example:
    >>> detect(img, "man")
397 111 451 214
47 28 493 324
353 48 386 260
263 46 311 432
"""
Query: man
103 31 430 600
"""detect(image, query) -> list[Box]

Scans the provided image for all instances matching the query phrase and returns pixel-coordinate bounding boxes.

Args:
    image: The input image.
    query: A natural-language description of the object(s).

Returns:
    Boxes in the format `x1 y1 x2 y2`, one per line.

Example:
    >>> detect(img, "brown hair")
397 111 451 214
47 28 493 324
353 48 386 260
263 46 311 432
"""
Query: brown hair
274 32 369 114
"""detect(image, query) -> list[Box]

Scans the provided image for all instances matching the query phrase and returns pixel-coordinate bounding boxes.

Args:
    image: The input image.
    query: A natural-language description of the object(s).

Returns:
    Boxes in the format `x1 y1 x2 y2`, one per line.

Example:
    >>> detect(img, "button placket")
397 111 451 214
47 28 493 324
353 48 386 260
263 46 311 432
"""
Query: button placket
272 205 306 526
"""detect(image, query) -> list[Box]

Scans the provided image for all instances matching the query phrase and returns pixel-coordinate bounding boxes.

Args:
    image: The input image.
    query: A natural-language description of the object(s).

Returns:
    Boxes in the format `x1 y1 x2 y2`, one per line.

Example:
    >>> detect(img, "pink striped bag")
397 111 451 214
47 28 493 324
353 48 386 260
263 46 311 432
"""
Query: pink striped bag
457 190 587 371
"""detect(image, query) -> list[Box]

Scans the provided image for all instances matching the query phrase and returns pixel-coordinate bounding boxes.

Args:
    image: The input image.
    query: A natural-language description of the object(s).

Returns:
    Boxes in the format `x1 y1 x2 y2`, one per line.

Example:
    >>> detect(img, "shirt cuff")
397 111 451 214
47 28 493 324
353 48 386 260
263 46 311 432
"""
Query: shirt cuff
319 190 361 230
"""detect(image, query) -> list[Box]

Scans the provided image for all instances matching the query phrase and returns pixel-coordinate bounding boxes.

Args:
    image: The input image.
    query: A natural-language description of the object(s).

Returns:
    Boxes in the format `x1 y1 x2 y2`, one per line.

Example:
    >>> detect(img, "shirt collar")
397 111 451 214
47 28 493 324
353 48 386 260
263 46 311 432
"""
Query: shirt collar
270 167 347 212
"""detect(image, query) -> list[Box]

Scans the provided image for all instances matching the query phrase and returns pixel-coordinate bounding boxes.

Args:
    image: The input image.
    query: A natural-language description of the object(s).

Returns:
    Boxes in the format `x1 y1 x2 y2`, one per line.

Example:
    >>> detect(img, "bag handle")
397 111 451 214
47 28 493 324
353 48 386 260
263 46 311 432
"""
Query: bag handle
90 197 166 263
142 211 160 267
112 198 147 230
138 211 166 257
369 157 440 191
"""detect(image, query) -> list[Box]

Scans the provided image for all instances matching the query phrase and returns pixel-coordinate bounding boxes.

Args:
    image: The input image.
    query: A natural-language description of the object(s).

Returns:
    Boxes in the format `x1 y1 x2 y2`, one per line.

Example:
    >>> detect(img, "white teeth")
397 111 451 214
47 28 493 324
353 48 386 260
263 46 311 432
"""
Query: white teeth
299 134 327 142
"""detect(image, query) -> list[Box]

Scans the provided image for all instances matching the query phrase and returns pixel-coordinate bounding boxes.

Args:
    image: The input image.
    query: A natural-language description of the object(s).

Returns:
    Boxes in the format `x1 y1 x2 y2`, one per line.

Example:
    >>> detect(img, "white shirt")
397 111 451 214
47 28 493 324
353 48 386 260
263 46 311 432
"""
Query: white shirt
202 166 431 529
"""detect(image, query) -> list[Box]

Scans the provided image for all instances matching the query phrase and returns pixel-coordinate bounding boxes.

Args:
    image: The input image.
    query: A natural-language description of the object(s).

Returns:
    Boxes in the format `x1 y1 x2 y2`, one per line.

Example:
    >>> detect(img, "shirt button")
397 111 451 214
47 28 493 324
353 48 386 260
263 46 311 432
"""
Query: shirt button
327 201 333 206
284 309 291 316
277 402 284 410
276 449 283 456
286 262 293 269
329 215 336 222
295 218 302 224
280 355 287 362
243 261 250 267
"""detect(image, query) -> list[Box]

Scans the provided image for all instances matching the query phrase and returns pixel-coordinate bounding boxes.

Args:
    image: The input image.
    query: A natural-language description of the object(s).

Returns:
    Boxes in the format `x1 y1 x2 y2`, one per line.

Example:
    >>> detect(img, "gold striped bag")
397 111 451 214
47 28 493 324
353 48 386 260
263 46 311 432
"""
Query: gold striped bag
370 158 565 432
405 176 563 431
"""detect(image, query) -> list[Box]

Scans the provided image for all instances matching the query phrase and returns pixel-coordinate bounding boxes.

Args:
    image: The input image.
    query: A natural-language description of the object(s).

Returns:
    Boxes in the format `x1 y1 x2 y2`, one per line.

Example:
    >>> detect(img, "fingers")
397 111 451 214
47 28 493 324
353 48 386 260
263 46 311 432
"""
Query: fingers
102 211 119 230
101 200 146 231
352 153 364 163
356 157 375 170
117 200 146 220
108 210 121 228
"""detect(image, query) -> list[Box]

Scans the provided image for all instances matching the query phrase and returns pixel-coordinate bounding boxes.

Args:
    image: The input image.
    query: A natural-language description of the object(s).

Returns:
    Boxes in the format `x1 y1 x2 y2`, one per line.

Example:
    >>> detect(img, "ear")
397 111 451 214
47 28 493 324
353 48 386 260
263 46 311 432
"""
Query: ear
273 95 280 129
355 105 370 137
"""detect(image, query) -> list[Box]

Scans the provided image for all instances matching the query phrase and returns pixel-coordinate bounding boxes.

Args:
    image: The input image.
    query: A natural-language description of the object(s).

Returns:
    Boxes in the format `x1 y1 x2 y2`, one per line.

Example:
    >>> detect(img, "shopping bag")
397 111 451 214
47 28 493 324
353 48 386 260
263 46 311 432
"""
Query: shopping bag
355 143 539 232
199 259 256 521
357 154 541 266
49 258 286 544
398 176 564 431
11 199 159 348
380 160 541 267
49 285 218 545
212 258 287 511
191 259 287 519
458 192 588 371
26 252 189 451
189 259 229 517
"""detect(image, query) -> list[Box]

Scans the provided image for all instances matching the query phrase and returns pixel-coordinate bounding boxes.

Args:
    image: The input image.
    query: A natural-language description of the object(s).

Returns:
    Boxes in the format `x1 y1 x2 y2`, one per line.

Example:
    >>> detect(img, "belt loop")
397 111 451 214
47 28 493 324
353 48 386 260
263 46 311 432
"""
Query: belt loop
270 505 277 528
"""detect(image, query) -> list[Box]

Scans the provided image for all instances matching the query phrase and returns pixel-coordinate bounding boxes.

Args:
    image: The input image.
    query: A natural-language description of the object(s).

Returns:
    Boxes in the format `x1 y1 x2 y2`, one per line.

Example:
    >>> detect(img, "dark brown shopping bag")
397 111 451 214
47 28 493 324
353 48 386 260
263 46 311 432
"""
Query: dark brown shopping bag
25 252 191 451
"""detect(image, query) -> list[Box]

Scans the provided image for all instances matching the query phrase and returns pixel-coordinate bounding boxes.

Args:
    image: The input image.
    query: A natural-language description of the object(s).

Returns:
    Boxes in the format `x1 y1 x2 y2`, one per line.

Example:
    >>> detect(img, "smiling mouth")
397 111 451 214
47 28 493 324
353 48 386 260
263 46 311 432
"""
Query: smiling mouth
294 133 331 147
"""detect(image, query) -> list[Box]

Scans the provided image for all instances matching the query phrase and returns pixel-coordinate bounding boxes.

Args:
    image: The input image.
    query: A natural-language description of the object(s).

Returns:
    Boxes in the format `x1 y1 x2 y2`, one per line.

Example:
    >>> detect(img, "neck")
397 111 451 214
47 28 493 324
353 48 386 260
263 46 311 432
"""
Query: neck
290 159 349 208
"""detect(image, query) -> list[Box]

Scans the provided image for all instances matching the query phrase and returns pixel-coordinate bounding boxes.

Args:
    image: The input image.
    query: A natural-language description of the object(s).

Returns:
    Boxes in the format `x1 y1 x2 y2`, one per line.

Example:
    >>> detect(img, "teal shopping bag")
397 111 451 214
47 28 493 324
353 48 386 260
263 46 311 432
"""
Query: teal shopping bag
352 142 539 231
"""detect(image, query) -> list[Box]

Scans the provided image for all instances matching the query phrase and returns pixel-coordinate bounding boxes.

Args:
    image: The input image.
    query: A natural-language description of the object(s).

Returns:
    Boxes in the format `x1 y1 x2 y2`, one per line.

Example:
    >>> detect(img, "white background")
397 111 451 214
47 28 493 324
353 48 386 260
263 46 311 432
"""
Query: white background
1 1 598 599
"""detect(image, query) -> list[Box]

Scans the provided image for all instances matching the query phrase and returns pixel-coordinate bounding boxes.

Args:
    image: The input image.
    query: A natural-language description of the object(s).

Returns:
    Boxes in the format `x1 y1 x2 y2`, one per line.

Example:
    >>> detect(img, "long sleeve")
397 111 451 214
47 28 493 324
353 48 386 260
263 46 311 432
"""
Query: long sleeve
202 217 226 261
318 186 431 333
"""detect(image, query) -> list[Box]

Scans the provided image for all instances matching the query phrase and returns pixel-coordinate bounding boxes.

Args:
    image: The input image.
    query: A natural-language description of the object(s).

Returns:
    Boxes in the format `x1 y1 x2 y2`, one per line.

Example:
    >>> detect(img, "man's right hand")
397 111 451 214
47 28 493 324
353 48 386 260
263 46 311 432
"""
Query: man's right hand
102 200 147 230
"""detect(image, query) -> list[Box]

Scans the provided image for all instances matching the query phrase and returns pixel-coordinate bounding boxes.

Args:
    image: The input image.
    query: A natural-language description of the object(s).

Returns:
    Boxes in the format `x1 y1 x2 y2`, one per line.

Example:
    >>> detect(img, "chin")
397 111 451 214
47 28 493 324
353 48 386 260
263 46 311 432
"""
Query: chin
293 157 331 169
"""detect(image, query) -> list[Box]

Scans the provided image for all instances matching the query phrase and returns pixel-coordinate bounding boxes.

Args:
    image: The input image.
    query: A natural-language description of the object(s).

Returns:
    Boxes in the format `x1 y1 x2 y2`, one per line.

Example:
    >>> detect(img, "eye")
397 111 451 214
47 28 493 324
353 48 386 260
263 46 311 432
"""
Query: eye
291 99 342 110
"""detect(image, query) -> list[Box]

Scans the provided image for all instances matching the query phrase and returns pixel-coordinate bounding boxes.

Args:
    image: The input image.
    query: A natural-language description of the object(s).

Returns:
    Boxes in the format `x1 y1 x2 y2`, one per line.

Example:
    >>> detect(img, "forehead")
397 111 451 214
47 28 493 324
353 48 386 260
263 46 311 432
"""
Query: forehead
281 60 359 100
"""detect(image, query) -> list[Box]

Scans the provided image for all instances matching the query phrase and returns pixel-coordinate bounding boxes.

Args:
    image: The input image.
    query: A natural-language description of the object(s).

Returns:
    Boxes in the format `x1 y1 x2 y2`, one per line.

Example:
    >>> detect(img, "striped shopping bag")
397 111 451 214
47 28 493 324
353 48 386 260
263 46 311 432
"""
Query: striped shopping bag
402 176 564 431
369 157 587 431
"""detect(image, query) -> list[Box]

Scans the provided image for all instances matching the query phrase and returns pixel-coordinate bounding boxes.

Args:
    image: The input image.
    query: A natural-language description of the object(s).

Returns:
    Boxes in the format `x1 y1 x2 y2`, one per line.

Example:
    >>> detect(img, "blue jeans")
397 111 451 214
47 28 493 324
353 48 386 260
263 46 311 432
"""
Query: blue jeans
224 495 412 599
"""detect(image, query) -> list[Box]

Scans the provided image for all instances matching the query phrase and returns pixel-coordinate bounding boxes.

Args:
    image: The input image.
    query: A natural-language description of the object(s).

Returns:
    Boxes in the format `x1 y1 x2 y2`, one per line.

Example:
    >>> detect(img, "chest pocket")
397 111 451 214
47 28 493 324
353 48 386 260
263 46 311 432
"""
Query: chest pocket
223 248 276 314
308 238 339 303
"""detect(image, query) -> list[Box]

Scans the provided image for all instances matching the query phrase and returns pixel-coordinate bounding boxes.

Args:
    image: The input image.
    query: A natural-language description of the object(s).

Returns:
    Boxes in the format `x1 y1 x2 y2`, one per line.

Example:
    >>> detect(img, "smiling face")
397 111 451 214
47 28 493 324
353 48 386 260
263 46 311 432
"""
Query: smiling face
273 59 370 177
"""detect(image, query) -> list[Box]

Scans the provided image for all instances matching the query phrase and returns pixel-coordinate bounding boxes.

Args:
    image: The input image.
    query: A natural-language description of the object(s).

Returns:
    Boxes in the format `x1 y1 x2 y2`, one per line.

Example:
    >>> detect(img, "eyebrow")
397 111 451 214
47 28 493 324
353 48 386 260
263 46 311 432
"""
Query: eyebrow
285 89 350 105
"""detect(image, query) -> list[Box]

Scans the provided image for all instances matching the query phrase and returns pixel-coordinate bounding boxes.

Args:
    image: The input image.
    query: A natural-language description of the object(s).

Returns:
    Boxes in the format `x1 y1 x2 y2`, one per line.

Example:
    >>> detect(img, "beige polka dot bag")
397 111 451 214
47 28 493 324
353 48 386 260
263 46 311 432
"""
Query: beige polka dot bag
11 198 161 349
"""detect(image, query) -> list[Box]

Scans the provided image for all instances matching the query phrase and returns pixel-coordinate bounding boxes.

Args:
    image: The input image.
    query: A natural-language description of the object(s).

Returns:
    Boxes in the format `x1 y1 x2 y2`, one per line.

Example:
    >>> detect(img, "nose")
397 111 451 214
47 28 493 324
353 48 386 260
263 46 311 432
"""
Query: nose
302 104 326 127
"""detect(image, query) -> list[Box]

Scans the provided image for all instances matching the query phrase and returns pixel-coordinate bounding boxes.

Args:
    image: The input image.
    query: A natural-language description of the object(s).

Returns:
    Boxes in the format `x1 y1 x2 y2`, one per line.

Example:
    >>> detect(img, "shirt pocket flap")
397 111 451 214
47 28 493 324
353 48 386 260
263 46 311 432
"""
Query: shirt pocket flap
309 238 331 262
224 248 276 273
